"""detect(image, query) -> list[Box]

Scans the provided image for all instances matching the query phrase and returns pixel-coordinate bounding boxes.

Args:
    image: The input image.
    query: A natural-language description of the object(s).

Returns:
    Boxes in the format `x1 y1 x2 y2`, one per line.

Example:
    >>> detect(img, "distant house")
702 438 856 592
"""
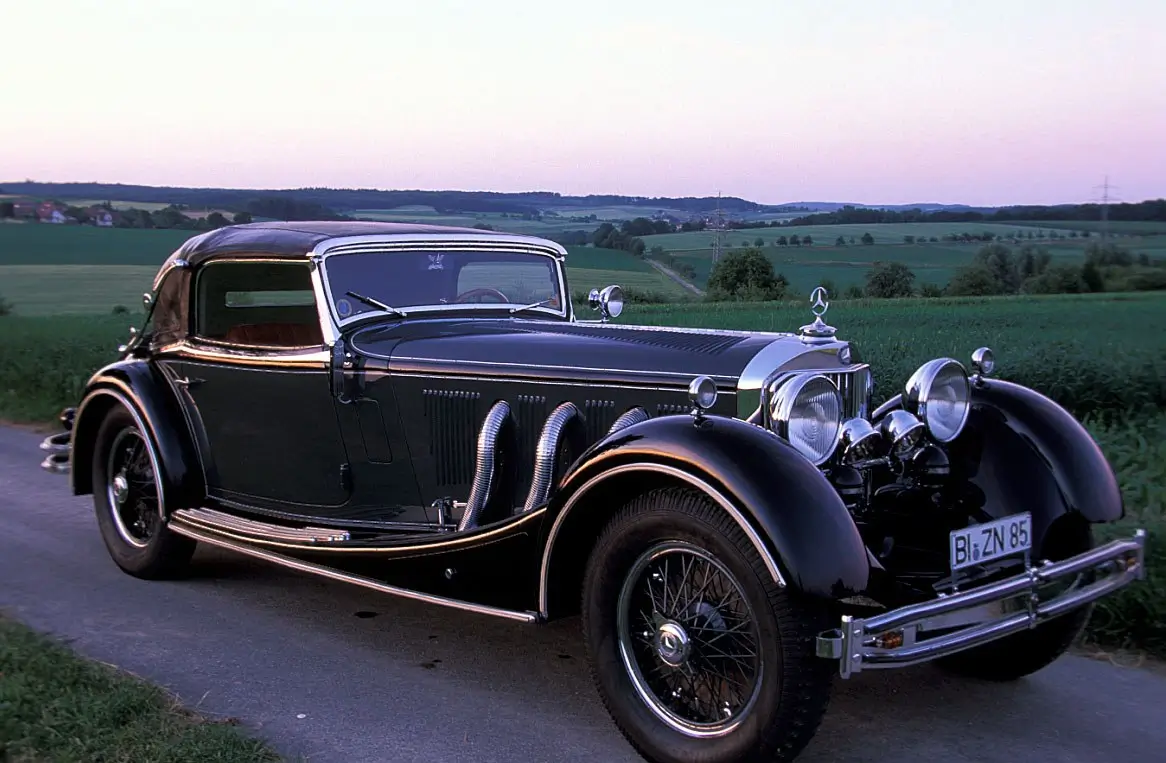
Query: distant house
37 202 67 223
86 206 115 226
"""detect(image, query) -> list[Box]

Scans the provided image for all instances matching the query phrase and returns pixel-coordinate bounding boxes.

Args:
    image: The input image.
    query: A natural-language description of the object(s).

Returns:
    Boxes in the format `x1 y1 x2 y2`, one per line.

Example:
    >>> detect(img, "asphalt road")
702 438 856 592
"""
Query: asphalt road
1 423 1162 763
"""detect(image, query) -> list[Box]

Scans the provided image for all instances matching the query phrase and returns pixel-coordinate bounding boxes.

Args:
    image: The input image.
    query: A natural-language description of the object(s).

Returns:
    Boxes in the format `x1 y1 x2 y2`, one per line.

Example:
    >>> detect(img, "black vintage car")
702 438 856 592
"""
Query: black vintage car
41 221 1146 763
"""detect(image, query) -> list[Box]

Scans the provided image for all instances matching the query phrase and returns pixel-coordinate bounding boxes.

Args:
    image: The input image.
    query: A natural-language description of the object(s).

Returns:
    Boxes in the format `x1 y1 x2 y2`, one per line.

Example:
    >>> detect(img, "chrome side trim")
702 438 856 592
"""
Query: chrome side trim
816 529 1147 679
154 341 330 369
173 507 351 543
538 462 786 618
459 400 512 532
608 406 650 435
168 522 540 623
524 402 580 513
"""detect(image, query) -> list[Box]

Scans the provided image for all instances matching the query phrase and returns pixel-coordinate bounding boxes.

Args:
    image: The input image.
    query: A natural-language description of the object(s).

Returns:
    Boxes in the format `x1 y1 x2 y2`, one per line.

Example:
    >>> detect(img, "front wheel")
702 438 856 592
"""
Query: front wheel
91 403 197 579
581 487 834 763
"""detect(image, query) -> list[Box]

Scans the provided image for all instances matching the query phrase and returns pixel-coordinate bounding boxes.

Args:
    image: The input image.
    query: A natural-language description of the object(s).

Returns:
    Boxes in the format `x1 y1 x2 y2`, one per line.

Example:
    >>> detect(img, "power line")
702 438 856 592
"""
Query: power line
710 191 725 264
1091 175 1121 242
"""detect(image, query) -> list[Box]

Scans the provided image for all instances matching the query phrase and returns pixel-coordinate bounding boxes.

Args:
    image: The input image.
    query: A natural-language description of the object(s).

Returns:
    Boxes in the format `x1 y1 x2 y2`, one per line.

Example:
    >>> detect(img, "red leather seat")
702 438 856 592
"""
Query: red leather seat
224 322 323 347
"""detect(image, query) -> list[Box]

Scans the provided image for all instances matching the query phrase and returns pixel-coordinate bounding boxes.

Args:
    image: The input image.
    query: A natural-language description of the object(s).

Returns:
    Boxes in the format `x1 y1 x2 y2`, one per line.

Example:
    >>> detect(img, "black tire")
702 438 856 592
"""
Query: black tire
581 486 834 763
91 403 197 579
937 514 1094 681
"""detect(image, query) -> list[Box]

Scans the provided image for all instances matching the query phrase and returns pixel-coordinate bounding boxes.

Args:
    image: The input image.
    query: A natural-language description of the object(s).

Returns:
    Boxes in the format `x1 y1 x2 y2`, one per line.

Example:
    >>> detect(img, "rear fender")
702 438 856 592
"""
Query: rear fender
538 414 871 619
71 360 205 513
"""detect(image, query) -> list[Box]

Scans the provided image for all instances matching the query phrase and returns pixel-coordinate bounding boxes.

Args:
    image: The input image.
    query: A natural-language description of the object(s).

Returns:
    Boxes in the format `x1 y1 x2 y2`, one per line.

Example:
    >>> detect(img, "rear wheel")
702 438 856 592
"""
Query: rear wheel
91 404 196 579
581 486 834 763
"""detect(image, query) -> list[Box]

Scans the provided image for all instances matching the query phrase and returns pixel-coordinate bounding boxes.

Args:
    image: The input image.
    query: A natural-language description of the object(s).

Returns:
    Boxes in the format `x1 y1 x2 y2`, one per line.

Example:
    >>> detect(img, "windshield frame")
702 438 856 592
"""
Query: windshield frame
311 235 572 334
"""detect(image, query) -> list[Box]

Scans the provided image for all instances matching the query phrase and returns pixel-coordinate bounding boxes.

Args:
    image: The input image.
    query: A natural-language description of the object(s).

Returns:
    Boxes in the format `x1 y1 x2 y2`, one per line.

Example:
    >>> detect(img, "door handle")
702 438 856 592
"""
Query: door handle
173 377 205 388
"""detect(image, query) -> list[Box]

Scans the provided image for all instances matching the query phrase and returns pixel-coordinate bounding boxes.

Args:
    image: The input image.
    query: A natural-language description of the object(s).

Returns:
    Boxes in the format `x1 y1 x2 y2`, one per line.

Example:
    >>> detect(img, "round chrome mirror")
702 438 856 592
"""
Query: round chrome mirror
971 346 995 376
688 375 718 411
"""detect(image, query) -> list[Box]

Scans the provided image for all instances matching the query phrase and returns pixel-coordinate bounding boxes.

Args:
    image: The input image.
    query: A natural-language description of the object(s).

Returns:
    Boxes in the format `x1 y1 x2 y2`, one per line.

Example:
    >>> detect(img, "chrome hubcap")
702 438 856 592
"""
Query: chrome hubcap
655 621 691 667
616 541 763 738
112 474 130 504
105 427 160 549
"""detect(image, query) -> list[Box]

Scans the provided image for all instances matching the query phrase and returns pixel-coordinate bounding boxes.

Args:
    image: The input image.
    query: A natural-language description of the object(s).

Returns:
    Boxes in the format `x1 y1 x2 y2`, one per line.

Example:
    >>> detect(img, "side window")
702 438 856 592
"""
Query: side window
193 261 323 348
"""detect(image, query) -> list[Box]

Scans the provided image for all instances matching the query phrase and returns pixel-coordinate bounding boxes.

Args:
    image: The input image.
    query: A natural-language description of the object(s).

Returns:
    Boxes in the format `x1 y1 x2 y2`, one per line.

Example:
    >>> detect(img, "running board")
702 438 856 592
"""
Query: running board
172 507 352 544
168 522 541 623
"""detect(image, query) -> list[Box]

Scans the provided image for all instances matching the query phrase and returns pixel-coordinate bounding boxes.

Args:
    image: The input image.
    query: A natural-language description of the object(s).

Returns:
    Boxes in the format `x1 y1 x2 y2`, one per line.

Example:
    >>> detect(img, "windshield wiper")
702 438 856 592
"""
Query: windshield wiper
509 298 556 315
346 290 406 317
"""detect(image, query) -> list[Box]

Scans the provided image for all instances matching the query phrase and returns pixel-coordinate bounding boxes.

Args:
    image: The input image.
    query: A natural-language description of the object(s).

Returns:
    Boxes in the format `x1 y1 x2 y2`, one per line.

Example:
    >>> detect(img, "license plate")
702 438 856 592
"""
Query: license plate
950 512 1032 571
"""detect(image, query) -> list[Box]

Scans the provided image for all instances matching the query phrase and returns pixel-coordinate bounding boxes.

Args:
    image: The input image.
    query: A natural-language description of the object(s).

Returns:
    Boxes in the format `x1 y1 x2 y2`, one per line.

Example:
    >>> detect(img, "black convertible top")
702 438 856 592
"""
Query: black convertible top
166 220 514 264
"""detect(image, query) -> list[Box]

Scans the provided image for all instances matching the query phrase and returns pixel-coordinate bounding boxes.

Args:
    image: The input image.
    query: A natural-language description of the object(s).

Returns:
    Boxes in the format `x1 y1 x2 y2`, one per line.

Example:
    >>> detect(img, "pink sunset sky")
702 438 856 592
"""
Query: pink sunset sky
3 0 1163 207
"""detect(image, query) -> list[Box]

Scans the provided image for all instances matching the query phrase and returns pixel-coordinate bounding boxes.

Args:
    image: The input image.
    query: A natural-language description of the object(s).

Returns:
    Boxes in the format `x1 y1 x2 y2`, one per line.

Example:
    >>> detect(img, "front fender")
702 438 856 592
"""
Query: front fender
541 414 871 605
71 360 205 512
946 378 1124 554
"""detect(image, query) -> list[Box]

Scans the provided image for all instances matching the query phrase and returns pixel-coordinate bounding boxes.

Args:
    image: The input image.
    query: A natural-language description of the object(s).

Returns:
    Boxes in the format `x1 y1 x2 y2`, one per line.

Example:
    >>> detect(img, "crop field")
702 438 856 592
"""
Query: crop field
1010 220 1166 236
646 225 1166 291
0 227 682 316
349 208 594 236
642 221 1085 251
1 290 1163 654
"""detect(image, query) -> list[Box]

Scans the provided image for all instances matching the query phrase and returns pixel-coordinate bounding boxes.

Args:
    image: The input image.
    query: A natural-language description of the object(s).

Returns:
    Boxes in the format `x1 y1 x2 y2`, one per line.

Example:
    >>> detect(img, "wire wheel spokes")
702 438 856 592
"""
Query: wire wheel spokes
106 427 160 548
616 541 764 738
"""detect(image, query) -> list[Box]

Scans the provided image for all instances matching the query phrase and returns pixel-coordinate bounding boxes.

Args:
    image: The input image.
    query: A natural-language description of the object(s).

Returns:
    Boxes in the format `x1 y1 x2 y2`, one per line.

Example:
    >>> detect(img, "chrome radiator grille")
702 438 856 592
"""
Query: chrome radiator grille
823 365 872 420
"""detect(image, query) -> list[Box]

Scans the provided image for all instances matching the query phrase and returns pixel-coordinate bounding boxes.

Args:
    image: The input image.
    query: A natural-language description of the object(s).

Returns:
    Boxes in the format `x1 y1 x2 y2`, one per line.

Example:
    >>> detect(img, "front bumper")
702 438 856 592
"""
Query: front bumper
816 529 1147 678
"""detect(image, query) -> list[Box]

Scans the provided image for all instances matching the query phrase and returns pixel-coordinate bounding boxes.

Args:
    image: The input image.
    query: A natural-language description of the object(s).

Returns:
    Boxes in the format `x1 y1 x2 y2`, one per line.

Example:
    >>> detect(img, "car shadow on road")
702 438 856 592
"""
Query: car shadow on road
171 544 1123 763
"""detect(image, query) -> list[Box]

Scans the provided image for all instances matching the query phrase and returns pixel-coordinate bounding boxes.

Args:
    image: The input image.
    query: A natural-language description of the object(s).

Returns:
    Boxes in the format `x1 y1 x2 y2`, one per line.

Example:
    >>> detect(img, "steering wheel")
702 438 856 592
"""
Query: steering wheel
454 287 509 304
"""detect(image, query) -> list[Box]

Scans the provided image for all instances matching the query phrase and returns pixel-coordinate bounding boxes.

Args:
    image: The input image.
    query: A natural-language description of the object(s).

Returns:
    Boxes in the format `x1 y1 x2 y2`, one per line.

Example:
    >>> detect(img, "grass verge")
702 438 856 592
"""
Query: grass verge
0 614 284 762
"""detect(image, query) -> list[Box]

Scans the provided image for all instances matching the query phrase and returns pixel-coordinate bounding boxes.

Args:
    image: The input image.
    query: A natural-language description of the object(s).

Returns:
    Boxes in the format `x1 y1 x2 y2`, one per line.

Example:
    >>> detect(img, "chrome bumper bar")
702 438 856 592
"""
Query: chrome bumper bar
39 431 71 474
816 528 1147 679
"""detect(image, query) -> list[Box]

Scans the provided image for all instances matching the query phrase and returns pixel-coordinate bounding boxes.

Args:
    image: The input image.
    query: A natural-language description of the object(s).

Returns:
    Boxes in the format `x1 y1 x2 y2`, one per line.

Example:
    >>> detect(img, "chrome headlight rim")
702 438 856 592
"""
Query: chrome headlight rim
904 358 971 444
769 373 844 466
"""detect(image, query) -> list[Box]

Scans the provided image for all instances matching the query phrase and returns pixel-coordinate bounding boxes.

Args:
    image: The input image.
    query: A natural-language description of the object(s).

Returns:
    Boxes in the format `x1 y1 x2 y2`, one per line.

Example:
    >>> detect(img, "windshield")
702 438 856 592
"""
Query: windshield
321 248 566 323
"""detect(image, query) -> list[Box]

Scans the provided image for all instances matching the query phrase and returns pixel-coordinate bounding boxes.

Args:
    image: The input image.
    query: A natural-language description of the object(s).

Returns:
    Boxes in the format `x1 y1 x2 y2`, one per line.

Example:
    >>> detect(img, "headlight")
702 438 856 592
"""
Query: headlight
770 374 843 465
904 358 971 443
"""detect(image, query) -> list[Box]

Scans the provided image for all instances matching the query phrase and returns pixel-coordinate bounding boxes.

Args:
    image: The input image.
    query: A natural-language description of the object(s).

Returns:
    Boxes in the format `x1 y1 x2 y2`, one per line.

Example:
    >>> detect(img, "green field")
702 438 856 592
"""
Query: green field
349 207 596 236
642 221 1085 251
0 226 684 316
1 291 1163 654
1010 220 1166 236
640 222 1166 292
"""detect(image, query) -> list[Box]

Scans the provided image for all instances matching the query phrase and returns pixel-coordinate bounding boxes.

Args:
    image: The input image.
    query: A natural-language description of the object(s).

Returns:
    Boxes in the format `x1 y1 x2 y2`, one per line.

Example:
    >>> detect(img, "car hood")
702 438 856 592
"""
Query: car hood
348 317 842 389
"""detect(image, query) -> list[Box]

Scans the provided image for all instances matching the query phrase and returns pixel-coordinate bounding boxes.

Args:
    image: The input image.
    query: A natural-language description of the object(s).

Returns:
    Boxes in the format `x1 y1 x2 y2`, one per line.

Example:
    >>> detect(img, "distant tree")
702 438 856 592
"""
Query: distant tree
802 234 812 245
473 222 495 230
843 284 865 299
929 236 938 243
0 201 13 218
818 278 836 298
206 211 229 228
776 235 788 246
946 265 1003 296
919 283 944 298
864 261 915 298
754 237 765 247
1025 264 1086 294
0 293 10 316
849 237 856 245
904 235 915 244
1069 230 1078 238
1081 261 1104 292
233 211 253 224
1137 252 1151 267
835 236 846 246
789 234 801 246
1081 230 1091 238
707 247 788 301
861 232 874 245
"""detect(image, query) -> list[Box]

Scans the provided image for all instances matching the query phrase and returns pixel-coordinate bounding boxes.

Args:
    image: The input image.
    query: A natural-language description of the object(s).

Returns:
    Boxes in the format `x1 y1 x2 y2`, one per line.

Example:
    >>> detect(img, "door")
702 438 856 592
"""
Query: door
161 258 352 512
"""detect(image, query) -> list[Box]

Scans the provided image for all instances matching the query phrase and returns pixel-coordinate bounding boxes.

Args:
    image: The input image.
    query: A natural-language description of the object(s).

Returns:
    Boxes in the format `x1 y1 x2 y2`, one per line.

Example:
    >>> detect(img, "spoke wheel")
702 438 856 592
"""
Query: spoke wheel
92 402 196 579
617 541 763 738
582 486 834 763
105 427 161 548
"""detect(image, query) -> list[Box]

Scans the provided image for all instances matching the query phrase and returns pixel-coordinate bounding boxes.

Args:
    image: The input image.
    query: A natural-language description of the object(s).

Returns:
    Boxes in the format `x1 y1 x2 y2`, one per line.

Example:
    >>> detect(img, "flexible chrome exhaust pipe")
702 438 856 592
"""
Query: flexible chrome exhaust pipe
607 406 649 435
458 400 512 532
524 402 581 513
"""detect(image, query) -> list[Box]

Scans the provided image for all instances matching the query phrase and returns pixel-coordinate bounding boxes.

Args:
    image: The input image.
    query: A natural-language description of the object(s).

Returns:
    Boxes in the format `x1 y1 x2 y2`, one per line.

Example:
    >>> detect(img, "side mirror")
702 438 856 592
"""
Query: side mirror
588 285 624 322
